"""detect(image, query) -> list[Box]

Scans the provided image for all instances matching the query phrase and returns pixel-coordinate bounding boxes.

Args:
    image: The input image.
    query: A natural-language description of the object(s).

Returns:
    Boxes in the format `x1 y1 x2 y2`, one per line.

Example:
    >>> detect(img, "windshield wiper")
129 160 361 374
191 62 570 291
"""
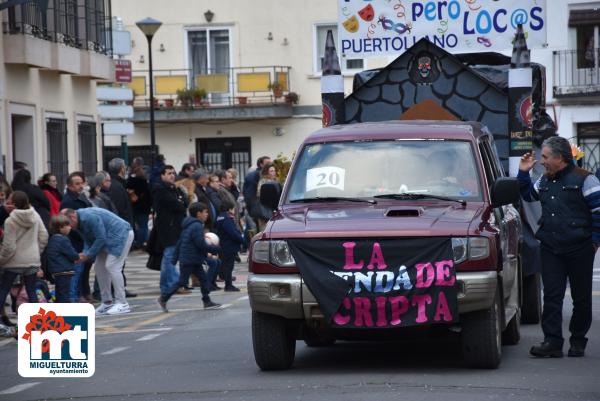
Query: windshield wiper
290 196 376 204
374 193 466 206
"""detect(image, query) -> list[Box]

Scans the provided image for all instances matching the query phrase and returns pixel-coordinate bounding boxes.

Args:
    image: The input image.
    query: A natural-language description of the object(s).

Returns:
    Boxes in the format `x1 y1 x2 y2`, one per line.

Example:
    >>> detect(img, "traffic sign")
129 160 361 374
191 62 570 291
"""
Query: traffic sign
115 60 132 83
96 86 133 101
103 122 134 136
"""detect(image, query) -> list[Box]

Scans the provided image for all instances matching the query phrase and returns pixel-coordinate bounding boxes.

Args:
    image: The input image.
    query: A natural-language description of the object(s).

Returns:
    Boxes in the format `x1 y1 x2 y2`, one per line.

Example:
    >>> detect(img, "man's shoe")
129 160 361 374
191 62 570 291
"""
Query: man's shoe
157 296 168 313
530 341 563 358
106 303 131 315
78 296 93 304
176 287 191 295
224 285 240 292
210 284 222 291
95 303 113 316
125 290 137 298
234 254 241 263
568 344 585 357
203 300 221 309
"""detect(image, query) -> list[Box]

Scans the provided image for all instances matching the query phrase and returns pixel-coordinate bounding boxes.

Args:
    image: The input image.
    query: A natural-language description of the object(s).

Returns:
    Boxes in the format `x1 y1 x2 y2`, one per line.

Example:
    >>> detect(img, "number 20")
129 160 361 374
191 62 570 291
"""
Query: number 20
316 172 340 186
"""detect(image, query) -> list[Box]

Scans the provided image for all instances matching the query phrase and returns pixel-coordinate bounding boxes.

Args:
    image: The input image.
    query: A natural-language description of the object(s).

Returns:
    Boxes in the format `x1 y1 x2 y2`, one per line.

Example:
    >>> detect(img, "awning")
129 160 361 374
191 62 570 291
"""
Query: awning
569 9 600 27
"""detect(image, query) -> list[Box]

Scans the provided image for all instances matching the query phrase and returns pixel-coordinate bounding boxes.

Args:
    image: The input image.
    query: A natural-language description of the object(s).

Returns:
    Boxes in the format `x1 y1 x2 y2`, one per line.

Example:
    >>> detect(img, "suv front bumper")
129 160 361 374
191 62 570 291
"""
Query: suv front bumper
248 272 497 320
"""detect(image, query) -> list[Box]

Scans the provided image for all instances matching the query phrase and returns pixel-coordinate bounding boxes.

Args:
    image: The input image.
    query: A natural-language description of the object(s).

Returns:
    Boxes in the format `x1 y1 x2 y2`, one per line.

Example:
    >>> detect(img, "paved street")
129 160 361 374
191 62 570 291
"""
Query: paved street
0 251 599 401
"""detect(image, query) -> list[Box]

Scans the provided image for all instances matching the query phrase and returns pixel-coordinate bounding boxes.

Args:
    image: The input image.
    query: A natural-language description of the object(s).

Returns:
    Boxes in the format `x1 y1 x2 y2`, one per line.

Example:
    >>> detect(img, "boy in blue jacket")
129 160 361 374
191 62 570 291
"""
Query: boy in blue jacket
158 202 221 312
216 199 244 292
46 215 81 302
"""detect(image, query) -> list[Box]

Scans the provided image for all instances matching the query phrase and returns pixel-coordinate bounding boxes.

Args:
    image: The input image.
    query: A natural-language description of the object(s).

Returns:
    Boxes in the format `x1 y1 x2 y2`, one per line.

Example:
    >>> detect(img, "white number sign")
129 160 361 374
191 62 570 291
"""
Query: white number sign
306 167 346 192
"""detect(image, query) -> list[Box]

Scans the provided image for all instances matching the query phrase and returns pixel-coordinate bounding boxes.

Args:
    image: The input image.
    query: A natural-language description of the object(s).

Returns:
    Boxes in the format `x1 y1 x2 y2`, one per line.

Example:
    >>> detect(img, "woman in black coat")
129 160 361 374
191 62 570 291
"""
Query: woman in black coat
11 169 50 228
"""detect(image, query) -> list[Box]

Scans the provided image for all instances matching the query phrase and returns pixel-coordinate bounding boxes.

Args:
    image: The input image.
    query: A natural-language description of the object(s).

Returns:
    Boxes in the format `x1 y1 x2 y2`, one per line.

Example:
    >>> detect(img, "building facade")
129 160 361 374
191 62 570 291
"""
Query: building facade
110 0 600 176
0 0 114 186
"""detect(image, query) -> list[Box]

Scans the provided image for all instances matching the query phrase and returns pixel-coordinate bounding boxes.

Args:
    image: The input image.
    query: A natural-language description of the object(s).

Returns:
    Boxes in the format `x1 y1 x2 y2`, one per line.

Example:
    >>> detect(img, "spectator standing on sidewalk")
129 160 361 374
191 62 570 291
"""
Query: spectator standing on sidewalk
153 165 189 297
158 202 221 312
62 207 134 315
243 156 271 223
150 154 166 188
88 173 117 212
193 170 217 231
216 199 244 292
0 191 48 307
60 172 92 303
39 173 62 217
12 169 51 229
107 159 136 298
127 166 152 249
176 163 196 182
46 215 80 303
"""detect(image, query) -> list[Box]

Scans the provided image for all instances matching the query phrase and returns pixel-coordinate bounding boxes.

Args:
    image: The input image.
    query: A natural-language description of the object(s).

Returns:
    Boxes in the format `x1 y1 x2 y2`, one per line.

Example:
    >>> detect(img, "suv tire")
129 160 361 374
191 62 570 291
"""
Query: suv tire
461 286 502 369
252 311 295 371
502 307 521 345
521 273 541 324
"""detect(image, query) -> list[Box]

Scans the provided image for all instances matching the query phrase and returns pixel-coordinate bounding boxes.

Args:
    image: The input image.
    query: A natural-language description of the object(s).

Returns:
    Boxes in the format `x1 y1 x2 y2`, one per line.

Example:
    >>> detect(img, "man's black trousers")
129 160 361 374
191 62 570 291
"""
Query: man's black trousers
540 243 594 349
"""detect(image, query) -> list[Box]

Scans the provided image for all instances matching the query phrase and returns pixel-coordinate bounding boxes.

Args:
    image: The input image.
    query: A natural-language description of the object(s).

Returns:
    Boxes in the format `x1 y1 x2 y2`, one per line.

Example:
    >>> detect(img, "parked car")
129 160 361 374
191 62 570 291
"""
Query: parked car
248 120 524 370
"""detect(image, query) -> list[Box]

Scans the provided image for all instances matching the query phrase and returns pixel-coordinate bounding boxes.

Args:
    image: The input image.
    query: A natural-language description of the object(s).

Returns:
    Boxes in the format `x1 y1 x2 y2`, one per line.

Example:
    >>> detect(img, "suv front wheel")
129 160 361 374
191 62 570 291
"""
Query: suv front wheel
461 285 502 369
252 311 296 371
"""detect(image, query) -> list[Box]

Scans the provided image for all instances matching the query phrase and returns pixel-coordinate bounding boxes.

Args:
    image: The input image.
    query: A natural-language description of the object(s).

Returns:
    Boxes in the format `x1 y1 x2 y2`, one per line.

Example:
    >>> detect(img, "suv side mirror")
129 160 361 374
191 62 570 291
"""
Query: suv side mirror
259 182 281 211
491 177 520 207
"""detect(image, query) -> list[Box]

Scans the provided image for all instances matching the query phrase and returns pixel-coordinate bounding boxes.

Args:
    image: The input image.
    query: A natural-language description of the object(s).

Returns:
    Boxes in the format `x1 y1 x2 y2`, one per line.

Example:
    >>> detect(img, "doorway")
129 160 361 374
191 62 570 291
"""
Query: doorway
11 114 35 173
196 137 251 180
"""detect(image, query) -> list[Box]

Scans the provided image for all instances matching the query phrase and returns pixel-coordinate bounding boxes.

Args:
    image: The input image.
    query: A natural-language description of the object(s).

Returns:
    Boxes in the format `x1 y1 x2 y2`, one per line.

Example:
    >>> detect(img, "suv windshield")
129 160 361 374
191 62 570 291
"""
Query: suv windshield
285 139 483 202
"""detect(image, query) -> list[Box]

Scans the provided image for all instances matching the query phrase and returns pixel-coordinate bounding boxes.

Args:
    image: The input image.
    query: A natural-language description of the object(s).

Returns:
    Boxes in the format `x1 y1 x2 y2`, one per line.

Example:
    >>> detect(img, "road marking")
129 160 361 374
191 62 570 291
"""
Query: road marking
0 338 15 348
0 382 41 395
236 296 249 302
97 327 172 336
136 333 162 342
124 311 174 332
100 346 130 355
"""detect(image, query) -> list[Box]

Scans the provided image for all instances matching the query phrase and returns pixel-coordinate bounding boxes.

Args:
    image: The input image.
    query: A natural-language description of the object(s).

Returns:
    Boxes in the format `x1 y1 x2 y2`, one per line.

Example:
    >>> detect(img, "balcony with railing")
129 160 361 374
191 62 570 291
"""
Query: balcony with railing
130 66 296 122
2 0 113 79
553 48 600 99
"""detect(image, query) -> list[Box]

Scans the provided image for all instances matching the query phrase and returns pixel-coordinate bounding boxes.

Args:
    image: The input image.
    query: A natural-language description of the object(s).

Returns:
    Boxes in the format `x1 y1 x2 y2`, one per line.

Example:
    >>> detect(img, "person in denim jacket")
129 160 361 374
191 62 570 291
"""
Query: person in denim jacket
62 207 133 315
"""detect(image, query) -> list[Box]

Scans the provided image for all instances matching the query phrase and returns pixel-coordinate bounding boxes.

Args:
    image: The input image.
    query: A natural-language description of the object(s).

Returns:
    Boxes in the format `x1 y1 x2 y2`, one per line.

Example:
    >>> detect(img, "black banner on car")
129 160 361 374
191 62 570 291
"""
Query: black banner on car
287 238 458 329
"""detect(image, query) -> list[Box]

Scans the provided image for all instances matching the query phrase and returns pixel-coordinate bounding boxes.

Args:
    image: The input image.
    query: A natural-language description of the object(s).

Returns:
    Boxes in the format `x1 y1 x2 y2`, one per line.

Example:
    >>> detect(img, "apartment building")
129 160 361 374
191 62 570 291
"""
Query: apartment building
110 0 600 175
0 0 113 186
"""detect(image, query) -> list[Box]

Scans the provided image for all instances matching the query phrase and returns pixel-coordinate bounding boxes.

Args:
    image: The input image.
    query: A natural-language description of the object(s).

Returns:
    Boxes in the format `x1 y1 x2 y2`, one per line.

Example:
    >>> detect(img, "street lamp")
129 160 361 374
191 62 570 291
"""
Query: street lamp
136 17 162 167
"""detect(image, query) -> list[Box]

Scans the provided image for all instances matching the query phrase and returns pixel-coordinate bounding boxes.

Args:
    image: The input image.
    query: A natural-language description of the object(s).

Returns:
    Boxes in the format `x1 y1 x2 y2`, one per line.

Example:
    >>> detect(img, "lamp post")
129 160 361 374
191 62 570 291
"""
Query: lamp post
136 17 162 167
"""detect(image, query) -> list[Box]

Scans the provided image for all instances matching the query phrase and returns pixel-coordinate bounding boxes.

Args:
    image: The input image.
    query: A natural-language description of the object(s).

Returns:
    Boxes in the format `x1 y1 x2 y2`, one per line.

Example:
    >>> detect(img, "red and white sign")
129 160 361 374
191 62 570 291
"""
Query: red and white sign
115 60 132 83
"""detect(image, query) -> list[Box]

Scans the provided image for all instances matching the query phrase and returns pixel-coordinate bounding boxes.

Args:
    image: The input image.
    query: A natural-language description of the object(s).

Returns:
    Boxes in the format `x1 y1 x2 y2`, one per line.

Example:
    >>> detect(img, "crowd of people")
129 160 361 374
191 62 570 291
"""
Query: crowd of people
0 154 281 337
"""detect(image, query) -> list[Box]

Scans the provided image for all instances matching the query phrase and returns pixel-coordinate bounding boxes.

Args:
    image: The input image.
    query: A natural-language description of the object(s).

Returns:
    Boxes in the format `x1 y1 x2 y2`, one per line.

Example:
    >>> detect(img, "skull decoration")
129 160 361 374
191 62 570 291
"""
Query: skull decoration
418 56 432 78
409 51 440 84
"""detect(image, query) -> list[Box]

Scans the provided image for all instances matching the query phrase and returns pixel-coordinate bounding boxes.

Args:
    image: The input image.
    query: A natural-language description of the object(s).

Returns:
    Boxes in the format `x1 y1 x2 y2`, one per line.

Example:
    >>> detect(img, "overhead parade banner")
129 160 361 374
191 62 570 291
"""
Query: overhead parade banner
338 0 547 58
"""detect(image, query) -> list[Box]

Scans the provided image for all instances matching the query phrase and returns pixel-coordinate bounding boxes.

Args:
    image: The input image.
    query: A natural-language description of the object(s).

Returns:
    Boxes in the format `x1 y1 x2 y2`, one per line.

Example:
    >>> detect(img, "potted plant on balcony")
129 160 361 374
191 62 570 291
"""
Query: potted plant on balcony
284 92 299 105
165 98 175 108
269 81 284 98
237 96 248 105
193 88 208 107
176 88 193 108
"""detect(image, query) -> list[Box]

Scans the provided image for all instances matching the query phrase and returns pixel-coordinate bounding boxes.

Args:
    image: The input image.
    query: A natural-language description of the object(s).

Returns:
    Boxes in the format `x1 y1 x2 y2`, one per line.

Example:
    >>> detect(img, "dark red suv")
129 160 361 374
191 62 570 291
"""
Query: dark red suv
248 120 522 370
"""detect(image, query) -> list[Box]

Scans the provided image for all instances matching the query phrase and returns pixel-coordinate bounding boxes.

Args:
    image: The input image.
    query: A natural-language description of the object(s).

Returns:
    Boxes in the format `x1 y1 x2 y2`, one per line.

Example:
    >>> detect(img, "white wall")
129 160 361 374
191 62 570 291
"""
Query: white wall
104 116 321 170
1 63 102 179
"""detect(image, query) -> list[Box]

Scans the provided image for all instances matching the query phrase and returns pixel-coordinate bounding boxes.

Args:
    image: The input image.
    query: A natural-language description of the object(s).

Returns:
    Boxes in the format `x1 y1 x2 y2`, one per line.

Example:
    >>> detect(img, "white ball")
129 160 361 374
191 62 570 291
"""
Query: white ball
204 232 220 246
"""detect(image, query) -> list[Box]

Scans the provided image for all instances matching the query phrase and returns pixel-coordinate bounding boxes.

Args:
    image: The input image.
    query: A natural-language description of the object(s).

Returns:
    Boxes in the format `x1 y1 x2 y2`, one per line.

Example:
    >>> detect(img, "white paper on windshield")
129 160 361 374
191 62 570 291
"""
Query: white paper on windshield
306 167 345 192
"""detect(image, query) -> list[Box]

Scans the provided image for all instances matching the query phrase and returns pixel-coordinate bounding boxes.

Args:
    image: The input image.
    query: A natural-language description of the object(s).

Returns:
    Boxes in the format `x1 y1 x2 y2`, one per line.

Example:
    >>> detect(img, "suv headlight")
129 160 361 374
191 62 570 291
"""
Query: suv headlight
252 240 270 264
251 240 296 268
452 237 489 264
452 237 468 264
